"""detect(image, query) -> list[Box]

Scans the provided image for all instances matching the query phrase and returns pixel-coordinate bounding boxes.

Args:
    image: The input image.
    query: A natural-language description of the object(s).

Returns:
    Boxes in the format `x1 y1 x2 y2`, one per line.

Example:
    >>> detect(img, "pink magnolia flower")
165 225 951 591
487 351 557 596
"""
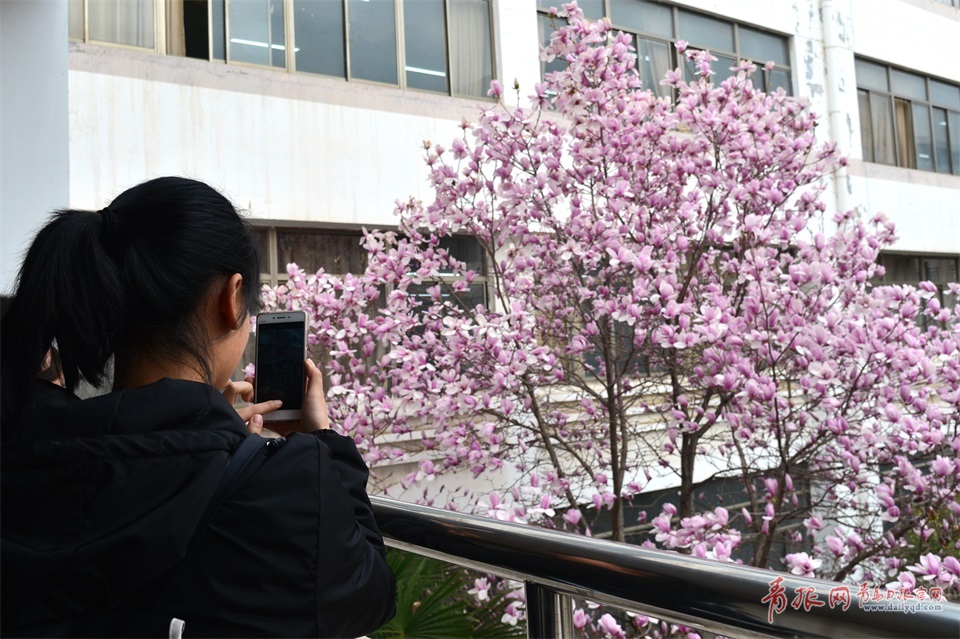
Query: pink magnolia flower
598 613 626 639
468 577 490 601
572 608 589 630
784 552 822 577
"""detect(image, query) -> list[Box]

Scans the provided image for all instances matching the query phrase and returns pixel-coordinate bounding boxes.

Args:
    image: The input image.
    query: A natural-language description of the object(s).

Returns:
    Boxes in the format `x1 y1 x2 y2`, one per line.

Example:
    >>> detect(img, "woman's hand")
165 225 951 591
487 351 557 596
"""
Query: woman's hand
302 359 330 431
223 378 282 435
267 359 330 437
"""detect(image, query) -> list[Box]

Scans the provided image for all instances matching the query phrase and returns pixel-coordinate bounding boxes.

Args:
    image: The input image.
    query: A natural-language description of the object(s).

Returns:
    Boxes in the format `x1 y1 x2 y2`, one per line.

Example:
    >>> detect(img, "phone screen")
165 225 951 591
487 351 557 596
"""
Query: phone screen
255 320 305 409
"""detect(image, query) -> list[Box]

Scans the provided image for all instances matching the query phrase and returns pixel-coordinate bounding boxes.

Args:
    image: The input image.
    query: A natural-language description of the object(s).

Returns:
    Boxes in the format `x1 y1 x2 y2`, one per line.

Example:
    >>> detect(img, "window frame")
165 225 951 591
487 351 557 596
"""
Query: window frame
856 57 960 175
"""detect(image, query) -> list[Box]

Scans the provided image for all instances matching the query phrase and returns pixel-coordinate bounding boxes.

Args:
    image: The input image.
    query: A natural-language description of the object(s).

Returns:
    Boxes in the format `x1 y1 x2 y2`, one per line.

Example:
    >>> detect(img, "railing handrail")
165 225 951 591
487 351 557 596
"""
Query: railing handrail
371 496 959 639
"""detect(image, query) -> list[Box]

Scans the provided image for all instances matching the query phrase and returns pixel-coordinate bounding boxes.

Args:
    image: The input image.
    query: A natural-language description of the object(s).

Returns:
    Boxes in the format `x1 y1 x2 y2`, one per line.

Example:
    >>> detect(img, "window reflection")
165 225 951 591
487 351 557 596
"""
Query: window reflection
348 0 398 84
228 0 286 69
404 0 448 93
295 0 345 77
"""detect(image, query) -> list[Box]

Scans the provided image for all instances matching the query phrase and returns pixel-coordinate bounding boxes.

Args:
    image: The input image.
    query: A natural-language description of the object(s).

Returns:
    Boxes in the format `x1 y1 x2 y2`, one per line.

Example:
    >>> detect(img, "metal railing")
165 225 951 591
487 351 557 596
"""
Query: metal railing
370 496 959 639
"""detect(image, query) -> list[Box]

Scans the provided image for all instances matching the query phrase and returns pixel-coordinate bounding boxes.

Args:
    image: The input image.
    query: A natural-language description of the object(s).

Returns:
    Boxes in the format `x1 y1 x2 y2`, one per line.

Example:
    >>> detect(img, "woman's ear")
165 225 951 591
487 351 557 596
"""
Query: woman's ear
218 273 245 329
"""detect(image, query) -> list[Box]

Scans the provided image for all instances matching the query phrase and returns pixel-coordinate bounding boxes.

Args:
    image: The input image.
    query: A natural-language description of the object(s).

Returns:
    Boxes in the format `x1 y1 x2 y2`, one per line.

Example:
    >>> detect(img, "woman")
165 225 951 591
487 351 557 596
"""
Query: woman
0 177 396 637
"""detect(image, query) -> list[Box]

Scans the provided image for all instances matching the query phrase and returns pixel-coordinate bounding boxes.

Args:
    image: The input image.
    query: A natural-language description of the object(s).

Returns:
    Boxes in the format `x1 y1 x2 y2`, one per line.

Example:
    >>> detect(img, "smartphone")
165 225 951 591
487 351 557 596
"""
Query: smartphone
254 310 307 422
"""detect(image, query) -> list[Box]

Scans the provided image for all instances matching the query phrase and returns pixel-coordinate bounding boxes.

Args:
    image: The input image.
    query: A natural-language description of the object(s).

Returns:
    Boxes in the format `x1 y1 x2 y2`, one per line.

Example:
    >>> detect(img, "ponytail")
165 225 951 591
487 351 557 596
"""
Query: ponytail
1 210 124 436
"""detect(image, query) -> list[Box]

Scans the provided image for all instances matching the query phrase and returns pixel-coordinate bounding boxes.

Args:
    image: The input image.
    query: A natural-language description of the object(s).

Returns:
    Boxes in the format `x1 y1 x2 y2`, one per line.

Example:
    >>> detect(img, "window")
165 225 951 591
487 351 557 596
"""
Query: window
408 236 488 314
856 59 960 175
252 228 487 311
537 0 792 97
69 0 495 98
876 253 959 327
69 0 157 49
252 227 369 287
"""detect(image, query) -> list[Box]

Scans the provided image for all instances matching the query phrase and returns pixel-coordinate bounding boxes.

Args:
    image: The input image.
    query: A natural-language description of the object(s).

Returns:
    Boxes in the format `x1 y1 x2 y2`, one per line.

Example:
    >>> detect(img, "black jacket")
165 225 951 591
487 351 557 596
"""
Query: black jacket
1 379 396 638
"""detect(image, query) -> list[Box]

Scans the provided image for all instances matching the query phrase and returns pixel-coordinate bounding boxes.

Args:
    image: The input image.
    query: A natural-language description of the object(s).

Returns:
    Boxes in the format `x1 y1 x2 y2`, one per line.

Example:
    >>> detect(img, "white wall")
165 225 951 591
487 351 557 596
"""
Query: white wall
68 45 494 225
1 0 70 294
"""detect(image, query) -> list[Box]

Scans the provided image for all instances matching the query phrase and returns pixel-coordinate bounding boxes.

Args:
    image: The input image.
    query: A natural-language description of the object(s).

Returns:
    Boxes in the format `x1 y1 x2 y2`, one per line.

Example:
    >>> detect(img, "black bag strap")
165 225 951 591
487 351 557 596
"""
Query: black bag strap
146 434 273 633
193 434 269 539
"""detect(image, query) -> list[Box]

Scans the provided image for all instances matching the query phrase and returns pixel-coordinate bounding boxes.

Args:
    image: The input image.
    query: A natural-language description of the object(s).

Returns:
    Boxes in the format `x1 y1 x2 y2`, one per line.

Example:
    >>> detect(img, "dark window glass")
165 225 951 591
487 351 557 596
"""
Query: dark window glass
912 103 933 171
408 282 486 313
683 50 735 85
407 235 487 316
678 10 733 53
879 255 921 284
539 13 568 76
438 236 484 275
637 37 671 97
739 26 788 66
228 0 286 68
912 101 933 171
610 0 672 37
769 68 791 93
404 0 448 93
891 68 926 101
183 0 210 60
348 0 397 84
926 258 957 284
930 79 960 110
212 0 226 60
277 231 368 275
450 0 493 97
858 90 875 162
270 0 285 68
582 320 651 377
855 59 888 92
870 94 896 165
933 107 951 174
713 54 737 84
295 0 346 77
949 111 960 175
578 0 604 20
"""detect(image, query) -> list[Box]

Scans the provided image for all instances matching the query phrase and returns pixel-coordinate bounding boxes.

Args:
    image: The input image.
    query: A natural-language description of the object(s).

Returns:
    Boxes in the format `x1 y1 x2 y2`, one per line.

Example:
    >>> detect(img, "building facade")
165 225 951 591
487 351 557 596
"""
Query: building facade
2 0 958 297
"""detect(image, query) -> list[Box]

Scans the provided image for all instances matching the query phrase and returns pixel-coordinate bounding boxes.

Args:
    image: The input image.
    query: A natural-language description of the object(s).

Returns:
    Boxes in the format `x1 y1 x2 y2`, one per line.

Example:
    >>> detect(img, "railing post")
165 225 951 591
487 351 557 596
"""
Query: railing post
525 582 573 639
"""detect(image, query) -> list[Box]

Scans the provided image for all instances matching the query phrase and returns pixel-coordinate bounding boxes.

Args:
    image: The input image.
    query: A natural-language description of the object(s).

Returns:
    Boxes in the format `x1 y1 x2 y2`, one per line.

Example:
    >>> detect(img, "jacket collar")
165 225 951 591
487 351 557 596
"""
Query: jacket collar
14 378 245 442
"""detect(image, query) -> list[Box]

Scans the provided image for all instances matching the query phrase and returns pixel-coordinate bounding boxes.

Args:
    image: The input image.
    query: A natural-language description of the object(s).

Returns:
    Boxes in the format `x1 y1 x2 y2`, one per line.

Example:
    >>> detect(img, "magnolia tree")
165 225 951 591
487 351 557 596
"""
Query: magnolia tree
259 2 960 624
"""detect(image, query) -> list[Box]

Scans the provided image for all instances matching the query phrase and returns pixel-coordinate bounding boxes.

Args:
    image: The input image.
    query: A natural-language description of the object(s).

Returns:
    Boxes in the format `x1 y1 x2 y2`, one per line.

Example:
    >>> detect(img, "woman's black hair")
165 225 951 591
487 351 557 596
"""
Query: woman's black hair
0 177 260 436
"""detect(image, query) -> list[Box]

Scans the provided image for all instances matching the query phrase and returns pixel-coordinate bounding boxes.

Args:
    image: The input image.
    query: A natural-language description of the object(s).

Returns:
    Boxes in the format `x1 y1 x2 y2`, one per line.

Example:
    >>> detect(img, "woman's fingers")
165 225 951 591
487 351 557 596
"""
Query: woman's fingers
223 380 254 406
237 399 282 423
247 413 263 435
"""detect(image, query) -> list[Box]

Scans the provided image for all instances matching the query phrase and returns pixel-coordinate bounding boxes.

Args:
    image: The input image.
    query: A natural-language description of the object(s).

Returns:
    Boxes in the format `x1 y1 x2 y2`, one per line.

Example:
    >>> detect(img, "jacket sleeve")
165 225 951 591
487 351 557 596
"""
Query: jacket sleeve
310 430 396 637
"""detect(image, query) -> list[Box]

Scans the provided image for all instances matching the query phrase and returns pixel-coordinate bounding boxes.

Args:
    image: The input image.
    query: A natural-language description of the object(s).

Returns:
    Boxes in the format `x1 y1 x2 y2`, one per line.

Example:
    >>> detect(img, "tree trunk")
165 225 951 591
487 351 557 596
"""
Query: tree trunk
679 432 698 520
